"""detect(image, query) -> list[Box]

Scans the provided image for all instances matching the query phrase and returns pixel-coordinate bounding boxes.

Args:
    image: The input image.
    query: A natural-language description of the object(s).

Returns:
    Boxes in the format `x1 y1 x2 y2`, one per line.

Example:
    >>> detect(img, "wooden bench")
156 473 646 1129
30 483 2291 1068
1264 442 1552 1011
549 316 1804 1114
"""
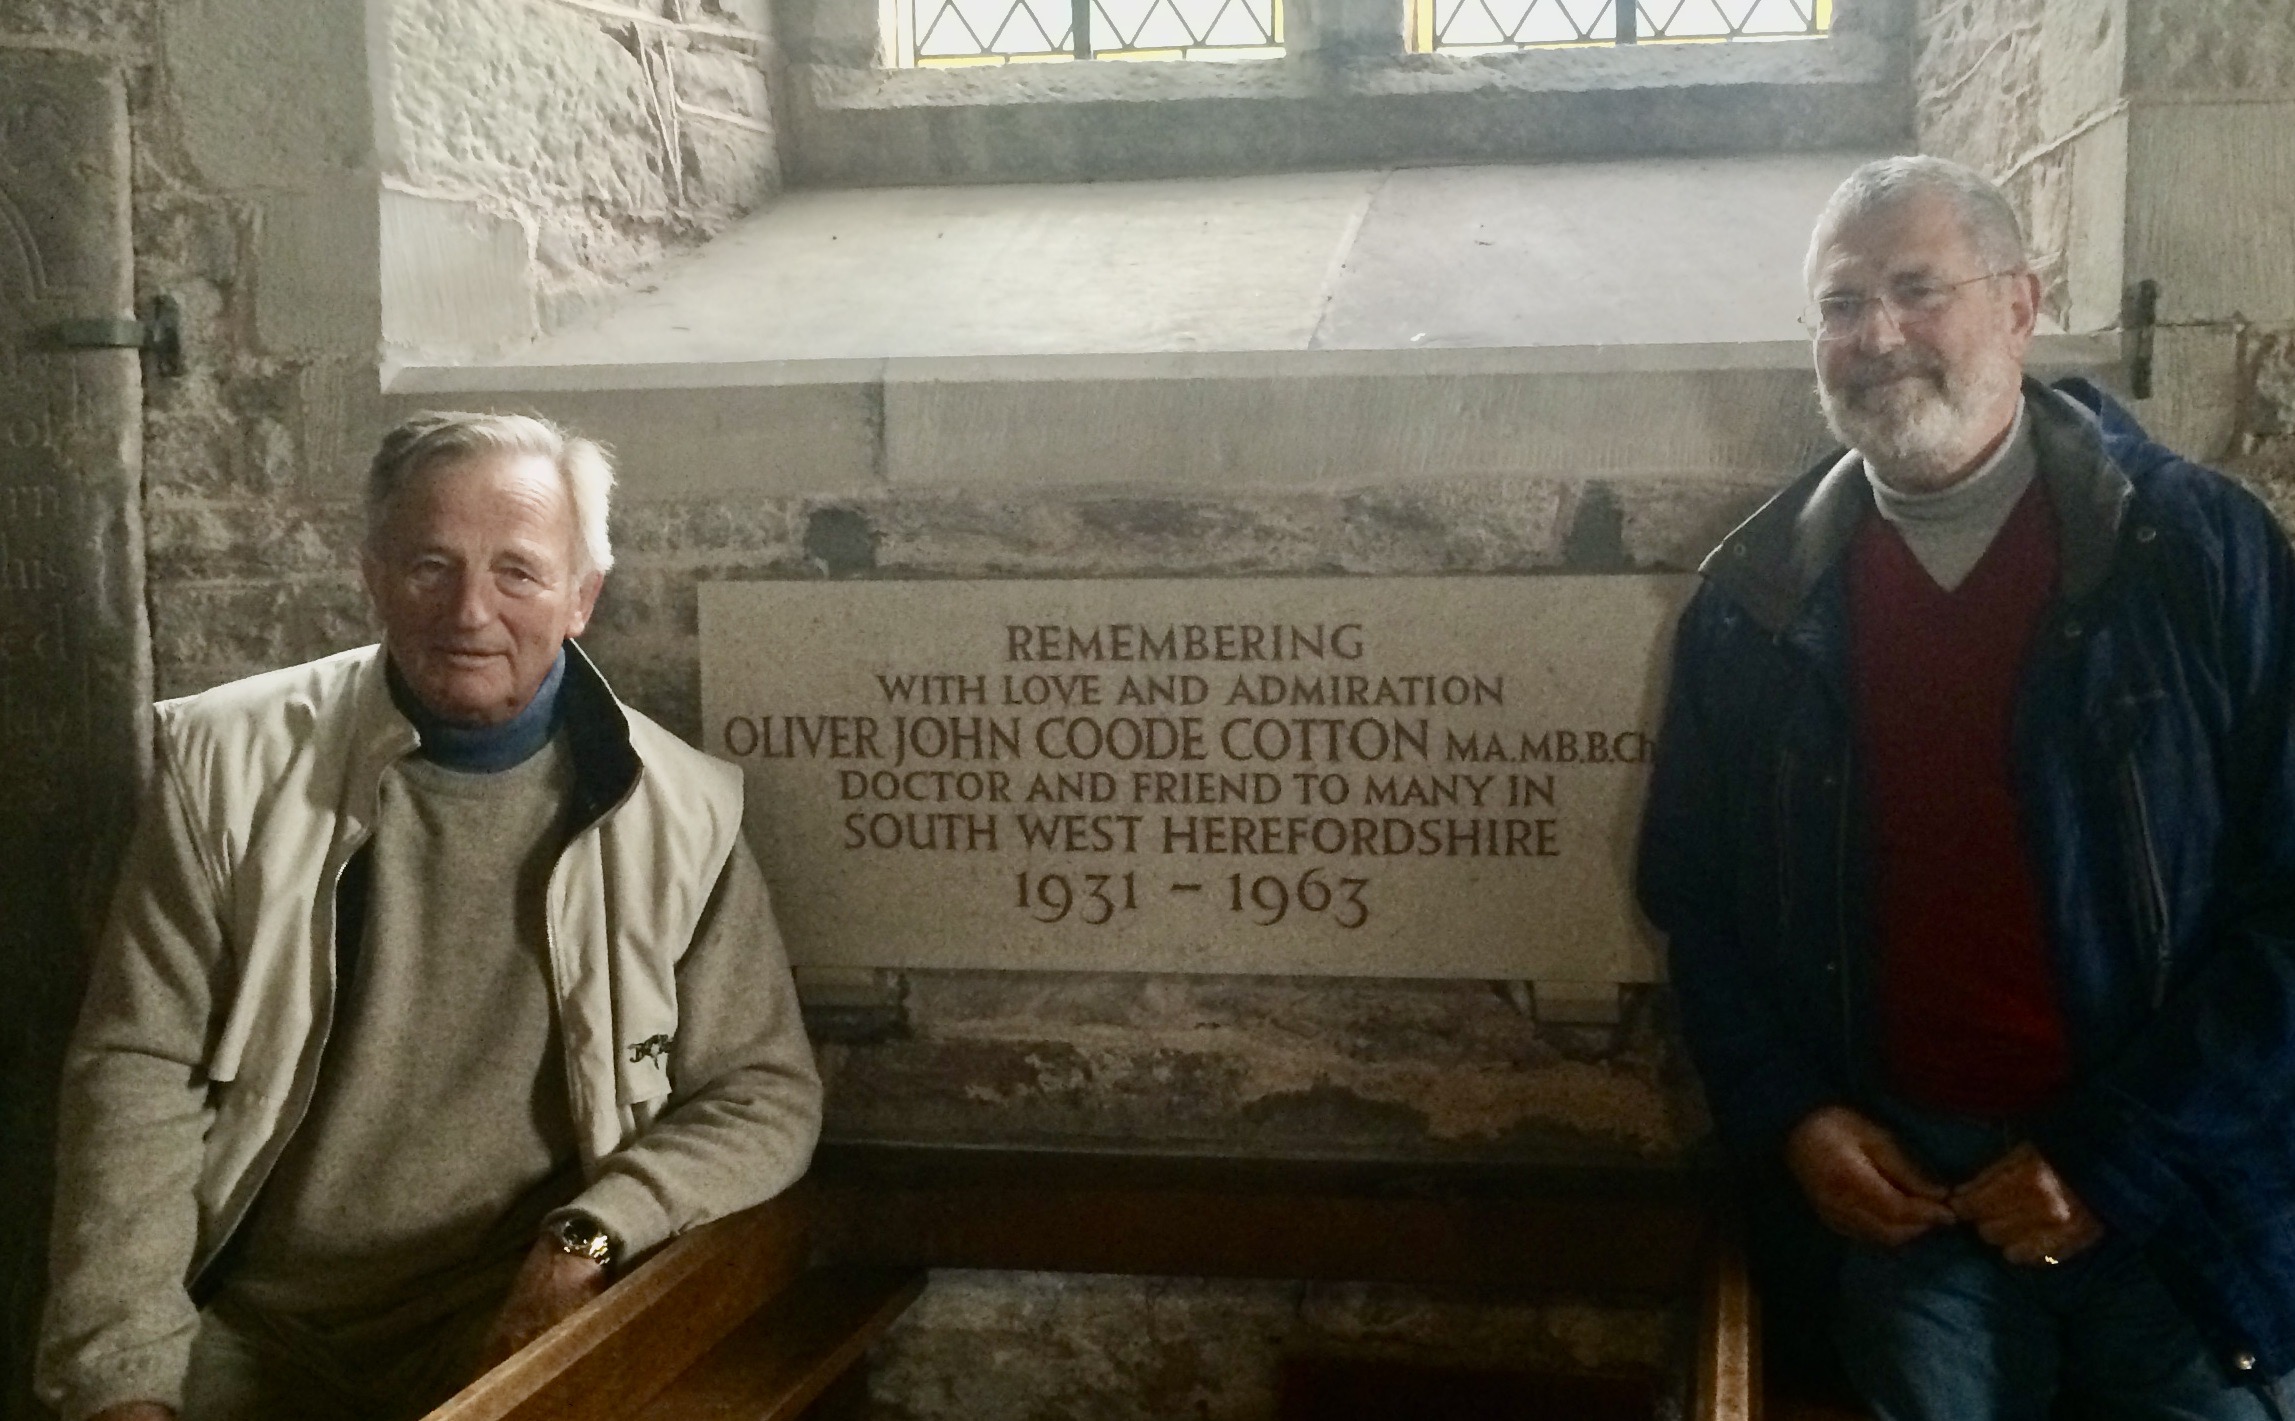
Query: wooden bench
428 1145 1760 1421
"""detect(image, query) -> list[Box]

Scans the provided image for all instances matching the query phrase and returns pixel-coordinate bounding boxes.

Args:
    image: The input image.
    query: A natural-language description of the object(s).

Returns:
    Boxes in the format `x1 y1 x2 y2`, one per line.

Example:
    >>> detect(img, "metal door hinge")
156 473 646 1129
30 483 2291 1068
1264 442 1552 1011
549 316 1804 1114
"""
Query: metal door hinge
37 294 182 377
2124 278 2159 400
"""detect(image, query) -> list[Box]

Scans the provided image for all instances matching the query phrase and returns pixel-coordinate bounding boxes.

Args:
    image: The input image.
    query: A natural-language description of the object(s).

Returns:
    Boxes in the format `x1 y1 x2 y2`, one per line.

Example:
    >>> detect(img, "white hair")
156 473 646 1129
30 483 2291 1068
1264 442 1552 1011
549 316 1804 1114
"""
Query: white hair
1805 155 2030 290
365 411 615 575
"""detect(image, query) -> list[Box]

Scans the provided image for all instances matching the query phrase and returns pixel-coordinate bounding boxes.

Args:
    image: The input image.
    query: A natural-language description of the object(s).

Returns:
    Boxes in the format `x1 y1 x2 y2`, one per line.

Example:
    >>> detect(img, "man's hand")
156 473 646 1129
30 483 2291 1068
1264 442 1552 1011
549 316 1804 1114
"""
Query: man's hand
1784 1105 1957 1246
90 1406 175 1421
1951 1142 2104 1265
469 1237 611 1380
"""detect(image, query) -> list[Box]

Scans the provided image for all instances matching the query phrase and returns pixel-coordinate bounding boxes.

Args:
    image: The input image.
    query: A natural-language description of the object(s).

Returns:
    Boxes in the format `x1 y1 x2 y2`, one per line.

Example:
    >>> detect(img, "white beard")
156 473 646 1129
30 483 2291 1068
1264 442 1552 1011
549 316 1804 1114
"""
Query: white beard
1819 342 2023 492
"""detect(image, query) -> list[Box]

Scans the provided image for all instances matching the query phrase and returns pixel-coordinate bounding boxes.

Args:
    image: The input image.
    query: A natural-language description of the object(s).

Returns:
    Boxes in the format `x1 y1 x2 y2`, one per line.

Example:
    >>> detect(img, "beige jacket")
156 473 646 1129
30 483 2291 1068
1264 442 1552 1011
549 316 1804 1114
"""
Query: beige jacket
157 643 746 1274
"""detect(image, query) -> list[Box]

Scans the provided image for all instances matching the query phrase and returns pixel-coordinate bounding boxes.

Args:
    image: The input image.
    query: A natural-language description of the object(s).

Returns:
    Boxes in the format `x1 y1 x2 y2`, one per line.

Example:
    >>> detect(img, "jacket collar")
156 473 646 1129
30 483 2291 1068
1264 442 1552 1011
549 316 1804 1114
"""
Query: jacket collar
1700 377 2135 635
348 639 641 833
559 641 643 834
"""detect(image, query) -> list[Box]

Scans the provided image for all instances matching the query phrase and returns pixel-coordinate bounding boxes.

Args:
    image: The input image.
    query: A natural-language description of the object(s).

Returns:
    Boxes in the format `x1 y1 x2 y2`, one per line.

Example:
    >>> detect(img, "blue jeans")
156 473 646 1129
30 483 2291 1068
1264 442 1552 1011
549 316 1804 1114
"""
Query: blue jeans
1832 1102 2291 1421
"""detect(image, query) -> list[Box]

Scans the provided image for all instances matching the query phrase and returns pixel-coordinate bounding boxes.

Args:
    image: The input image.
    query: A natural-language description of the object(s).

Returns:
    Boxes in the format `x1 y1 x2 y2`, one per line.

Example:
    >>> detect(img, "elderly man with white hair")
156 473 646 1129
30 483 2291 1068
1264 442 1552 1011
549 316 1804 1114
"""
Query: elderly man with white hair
1640 156 2295 1418
36 413 823 1421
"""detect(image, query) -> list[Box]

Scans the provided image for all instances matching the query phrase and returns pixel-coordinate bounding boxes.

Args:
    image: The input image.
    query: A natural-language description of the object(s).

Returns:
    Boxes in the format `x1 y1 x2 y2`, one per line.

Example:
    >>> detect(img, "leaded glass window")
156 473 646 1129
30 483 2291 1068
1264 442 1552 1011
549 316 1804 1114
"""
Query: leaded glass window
1409 0 1829 55
893 0 1283 64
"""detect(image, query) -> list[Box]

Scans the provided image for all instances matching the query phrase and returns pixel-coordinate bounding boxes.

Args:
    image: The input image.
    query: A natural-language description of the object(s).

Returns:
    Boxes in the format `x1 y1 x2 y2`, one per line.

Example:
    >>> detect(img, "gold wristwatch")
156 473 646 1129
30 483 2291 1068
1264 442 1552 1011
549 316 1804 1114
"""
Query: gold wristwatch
548 1213 615 1268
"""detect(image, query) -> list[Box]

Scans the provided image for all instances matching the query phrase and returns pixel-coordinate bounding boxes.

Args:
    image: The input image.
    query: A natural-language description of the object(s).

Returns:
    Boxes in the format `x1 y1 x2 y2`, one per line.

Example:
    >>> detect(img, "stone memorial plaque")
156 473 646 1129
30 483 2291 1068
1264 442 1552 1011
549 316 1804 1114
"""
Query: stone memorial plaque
701 576 1693 980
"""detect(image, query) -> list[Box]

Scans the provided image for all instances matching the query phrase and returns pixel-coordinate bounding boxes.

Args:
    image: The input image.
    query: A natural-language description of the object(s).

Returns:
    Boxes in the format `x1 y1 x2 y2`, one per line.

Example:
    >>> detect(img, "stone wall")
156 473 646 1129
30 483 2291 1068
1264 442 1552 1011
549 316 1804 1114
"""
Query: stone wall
1913 0 2295 483
1910 0 2125 331
123 2 383 710
861 1272 1676 1421
2118 0 2295 471
382 0 784 361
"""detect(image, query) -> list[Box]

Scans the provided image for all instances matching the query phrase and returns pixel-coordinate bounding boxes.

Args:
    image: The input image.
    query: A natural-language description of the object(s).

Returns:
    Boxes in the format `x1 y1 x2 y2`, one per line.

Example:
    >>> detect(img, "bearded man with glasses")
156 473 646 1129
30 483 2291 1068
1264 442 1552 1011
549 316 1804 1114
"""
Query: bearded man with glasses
1638 155 2295 1420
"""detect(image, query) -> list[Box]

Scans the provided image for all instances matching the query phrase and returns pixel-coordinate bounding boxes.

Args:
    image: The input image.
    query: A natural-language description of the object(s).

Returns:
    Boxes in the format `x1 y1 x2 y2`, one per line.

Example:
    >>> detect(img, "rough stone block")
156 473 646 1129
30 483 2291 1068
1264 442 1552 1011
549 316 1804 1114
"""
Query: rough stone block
382 367 885 496
1913 0 2044 176
2038 0 2125 136
389 0 672 218
2250 330 2295 439
381 189 538 359
2128 0 2295 93
2059 112 2128 334
881 358 1837 487
680 123 778 223
0 0 147 41
2127 101 2295 323
142 356 378 500
1615 478 1777 571
149 577 371 699
672 46 772 117
860 1271 1671 1421
820 970 1690 1156
163 0 372 190
695 0 774 32
256 176 384 357
2141 325 2249 466
813 480 1573 579
143 497 360 585
131 188 242 290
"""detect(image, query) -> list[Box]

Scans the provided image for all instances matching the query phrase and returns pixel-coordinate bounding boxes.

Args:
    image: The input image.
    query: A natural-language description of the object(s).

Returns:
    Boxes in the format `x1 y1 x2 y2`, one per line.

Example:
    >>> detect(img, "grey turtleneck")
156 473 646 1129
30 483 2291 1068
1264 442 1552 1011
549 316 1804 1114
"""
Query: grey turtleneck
1862 398 2037 591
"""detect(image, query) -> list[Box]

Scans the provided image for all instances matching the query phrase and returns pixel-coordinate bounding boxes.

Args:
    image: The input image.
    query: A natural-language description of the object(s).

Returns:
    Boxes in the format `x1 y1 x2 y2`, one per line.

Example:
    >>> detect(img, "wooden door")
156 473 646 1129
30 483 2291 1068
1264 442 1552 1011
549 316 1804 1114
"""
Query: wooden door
0 51 149 1419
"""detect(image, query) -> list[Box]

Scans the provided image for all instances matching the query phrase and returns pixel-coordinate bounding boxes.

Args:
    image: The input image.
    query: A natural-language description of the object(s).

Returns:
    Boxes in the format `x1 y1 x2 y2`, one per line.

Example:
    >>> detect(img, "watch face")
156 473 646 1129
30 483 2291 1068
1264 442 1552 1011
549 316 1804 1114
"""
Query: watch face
556 1216 612 1262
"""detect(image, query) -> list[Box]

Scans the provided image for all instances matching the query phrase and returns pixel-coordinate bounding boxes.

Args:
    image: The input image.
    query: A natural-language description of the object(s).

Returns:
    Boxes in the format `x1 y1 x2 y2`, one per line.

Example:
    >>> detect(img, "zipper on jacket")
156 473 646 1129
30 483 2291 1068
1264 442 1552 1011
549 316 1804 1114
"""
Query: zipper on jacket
1834 743 1857 1057
1774 749 1798 932
547 767 651 1160
191 832 369 1284
2118 757 2173 1006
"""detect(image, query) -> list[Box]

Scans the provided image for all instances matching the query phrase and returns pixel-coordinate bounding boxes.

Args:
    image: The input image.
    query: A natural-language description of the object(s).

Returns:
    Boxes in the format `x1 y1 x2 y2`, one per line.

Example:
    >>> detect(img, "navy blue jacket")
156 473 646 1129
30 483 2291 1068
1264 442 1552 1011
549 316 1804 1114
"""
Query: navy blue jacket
1637 377 2295 1374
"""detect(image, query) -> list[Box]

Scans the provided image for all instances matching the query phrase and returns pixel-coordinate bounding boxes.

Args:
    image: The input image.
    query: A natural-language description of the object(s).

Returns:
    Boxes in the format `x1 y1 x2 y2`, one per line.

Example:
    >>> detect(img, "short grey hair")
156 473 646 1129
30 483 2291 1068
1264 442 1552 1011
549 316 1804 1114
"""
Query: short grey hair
365 411 615 575
1805 155 2030 290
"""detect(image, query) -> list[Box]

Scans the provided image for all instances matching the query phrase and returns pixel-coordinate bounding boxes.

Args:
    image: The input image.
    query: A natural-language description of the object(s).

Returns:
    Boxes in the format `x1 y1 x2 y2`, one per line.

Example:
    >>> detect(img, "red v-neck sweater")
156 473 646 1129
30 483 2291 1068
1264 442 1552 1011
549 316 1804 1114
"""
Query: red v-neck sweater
1848 481 2071 1117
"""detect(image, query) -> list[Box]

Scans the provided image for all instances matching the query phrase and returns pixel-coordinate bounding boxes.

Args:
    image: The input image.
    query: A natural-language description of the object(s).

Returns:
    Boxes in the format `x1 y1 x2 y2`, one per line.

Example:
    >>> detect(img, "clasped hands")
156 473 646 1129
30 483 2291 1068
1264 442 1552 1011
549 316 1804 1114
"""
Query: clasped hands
1784 1104 2104 1263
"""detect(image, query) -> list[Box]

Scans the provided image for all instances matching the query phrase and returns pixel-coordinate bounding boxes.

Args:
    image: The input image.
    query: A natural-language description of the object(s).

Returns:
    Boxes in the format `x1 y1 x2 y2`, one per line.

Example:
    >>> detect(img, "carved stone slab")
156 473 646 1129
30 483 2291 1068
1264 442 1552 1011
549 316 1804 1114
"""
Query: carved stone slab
701 576 1690 980
0 50 147 1411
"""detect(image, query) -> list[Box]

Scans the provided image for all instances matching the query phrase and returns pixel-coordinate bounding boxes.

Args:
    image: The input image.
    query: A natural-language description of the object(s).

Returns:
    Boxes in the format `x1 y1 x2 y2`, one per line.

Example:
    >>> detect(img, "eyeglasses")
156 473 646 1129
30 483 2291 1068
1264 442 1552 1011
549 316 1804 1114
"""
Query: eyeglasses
1799 272 2010 341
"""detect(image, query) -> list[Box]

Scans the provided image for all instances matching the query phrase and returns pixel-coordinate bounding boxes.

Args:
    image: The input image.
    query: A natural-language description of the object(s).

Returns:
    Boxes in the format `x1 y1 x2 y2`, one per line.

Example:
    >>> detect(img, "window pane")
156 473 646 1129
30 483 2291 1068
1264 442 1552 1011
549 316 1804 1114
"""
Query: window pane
914 0 1071 58
911 0 1280 62
1416 0 1821 51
